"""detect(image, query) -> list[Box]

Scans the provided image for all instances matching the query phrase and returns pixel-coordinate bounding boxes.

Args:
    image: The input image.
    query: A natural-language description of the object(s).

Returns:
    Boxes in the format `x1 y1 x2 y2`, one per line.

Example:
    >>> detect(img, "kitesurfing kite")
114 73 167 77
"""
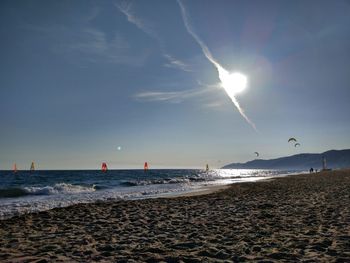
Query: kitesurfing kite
288 137 297 143
295 143 300 147
254 152 259 157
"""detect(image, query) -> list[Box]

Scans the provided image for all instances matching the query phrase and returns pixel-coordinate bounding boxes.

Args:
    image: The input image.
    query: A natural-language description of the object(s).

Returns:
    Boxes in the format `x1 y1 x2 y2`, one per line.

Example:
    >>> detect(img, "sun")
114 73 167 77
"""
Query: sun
221 72 247 95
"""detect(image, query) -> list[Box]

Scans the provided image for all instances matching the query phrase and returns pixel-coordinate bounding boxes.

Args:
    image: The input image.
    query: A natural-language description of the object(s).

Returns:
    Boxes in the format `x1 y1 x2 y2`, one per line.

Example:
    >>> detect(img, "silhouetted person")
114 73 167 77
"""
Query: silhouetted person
309 167 314 173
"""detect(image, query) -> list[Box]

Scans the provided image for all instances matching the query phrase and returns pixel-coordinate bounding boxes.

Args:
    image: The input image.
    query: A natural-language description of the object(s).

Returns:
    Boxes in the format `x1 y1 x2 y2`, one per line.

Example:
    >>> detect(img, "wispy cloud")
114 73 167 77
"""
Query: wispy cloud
163 54 192 72
116 1 159 40
84 6 100 23
134 86 214 103
24 22 148 67
66 28 127 53
60 28 146 65
116 1 191 72
202 101 225 109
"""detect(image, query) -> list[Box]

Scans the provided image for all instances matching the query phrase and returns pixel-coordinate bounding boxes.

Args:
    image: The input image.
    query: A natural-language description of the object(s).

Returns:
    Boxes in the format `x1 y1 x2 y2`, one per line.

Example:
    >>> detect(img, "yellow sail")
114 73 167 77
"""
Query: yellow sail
30 162 35 171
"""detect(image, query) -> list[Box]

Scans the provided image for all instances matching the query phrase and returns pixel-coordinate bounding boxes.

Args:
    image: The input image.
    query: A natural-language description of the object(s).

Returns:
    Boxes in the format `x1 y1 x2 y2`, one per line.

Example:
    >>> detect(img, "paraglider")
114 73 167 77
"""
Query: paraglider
144 162 149 171
288 137 301 148
101 162 108 172
254 152 259 157
288 137 297 143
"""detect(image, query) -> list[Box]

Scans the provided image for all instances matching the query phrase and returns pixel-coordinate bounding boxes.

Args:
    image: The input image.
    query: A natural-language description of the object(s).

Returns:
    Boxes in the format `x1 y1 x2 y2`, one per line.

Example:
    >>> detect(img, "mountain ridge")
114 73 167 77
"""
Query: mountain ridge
222 149 350 170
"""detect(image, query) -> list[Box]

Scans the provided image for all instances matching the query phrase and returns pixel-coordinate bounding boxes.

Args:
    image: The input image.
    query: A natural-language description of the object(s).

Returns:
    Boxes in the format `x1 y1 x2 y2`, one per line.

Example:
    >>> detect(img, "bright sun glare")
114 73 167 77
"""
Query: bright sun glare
221 72 247 95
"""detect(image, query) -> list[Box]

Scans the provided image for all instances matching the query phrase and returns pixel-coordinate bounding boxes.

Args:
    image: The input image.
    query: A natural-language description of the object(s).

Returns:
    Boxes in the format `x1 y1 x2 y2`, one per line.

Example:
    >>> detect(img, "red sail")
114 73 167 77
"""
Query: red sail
13 163 17 173
101 162 108 172
144 162 148 171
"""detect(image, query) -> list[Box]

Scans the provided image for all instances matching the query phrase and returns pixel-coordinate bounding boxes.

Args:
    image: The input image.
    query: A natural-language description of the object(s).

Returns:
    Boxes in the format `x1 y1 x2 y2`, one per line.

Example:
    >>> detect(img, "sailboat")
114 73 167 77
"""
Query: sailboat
101 162 108 172
144 162 149 171
30 161 35 171
206 164 209 172
13 163 17 173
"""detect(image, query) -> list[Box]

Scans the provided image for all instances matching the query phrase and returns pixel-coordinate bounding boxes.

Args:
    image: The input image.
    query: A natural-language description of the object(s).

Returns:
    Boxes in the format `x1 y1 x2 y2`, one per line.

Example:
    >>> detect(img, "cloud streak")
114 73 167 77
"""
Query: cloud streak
163 54 192 72
24 20 147 67
116 1 158 40
134 87 212 103
177 0 257 131
116 1 191 72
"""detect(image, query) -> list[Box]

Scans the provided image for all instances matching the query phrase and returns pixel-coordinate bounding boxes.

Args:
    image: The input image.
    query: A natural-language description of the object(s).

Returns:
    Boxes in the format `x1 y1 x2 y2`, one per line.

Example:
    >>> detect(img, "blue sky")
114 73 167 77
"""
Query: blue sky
1 0 350 169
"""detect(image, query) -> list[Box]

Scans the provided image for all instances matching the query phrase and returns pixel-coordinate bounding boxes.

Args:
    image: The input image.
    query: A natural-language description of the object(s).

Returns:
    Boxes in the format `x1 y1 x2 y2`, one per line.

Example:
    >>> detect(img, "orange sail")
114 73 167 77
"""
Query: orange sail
101 162 108 172
144 162 148 171
13 163 17 173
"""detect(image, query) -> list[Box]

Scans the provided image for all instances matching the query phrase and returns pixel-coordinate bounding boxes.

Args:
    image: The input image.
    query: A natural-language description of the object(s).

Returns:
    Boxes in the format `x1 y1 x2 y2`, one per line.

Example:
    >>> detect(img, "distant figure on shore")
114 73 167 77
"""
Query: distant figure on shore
321 156 332 171
309 167 314 173
206 164 209 172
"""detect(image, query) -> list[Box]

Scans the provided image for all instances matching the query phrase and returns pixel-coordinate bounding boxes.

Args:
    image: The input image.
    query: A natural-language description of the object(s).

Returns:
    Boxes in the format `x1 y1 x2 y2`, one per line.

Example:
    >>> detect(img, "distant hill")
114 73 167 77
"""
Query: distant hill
222 149 350 170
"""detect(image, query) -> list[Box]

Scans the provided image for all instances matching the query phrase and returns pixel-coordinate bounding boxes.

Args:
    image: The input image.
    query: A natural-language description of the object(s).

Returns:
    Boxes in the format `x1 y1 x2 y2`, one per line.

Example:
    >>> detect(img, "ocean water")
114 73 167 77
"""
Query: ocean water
0 169 301 219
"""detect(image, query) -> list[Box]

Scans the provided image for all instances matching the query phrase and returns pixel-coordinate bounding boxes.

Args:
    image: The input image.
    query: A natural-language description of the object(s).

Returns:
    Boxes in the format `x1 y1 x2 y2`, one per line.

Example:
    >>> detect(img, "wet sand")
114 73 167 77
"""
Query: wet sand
1 170 350 262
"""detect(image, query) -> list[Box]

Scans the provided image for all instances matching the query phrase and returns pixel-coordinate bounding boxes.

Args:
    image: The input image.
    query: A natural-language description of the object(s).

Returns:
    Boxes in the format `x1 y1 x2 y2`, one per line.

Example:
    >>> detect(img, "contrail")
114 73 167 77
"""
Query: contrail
228 93 257 131
177 0 257 131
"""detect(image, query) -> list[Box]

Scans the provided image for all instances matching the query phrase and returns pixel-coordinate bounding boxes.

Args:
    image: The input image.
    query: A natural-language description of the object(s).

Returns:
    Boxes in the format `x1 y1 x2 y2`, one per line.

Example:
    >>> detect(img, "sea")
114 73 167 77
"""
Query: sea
0 169 302 220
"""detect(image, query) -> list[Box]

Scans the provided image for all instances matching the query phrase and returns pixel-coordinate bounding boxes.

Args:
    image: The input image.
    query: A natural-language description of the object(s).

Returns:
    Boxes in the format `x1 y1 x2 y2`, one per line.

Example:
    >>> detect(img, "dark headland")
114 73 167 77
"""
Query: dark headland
1 169 350 262
222 149 350 170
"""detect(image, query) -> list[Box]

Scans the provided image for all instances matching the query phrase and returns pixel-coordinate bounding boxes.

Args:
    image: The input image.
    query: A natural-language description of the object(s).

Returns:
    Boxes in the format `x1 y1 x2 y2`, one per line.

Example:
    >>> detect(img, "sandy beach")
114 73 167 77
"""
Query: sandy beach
1 170 350 262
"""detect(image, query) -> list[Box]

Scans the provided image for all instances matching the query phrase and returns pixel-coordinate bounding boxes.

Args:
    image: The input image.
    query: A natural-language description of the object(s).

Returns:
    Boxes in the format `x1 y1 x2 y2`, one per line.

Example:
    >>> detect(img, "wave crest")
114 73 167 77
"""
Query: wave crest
23 183 96 195
120 176 210 187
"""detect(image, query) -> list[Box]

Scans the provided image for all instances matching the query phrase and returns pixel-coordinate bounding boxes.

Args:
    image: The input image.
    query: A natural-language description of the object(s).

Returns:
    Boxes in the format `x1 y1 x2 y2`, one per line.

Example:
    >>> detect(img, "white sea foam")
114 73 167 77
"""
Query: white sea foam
23 183 96 195
0 169 300 220
0 183 192 220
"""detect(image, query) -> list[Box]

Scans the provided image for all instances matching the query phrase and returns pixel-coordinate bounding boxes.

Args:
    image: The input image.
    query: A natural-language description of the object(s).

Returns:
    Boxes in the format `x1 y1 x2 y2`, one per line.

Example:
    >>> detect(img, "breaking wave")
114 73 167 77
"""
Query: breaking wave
0 183 96 198
119 176 210 187
24 183 96 195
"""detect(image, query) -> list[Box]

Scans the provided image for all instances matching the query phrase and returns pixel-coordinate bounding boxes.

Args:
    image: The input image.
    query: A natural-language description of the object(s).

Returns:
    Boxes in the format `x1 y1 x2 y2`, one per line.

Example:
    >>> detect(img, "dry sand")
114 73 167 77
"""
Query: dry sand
1 170 350 262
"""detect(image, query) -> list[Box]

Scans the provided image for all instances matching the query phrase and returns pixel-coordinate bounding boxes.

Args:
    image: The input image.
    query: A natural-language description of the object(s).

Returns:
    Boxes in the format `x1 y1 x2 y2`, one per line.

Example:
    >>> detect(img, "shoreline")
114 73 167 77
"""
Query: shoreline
1 169 349 262
162 183 233 198
0 171 287 220
164 172 294 199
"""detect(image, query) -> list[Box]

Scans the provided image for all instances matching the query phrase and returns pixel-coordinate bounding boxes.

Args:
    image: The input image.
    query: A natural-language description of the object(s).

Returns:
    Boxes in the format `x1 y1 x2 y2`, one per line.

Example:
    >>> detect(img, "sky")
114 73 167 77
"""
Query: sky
1 0 350 170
